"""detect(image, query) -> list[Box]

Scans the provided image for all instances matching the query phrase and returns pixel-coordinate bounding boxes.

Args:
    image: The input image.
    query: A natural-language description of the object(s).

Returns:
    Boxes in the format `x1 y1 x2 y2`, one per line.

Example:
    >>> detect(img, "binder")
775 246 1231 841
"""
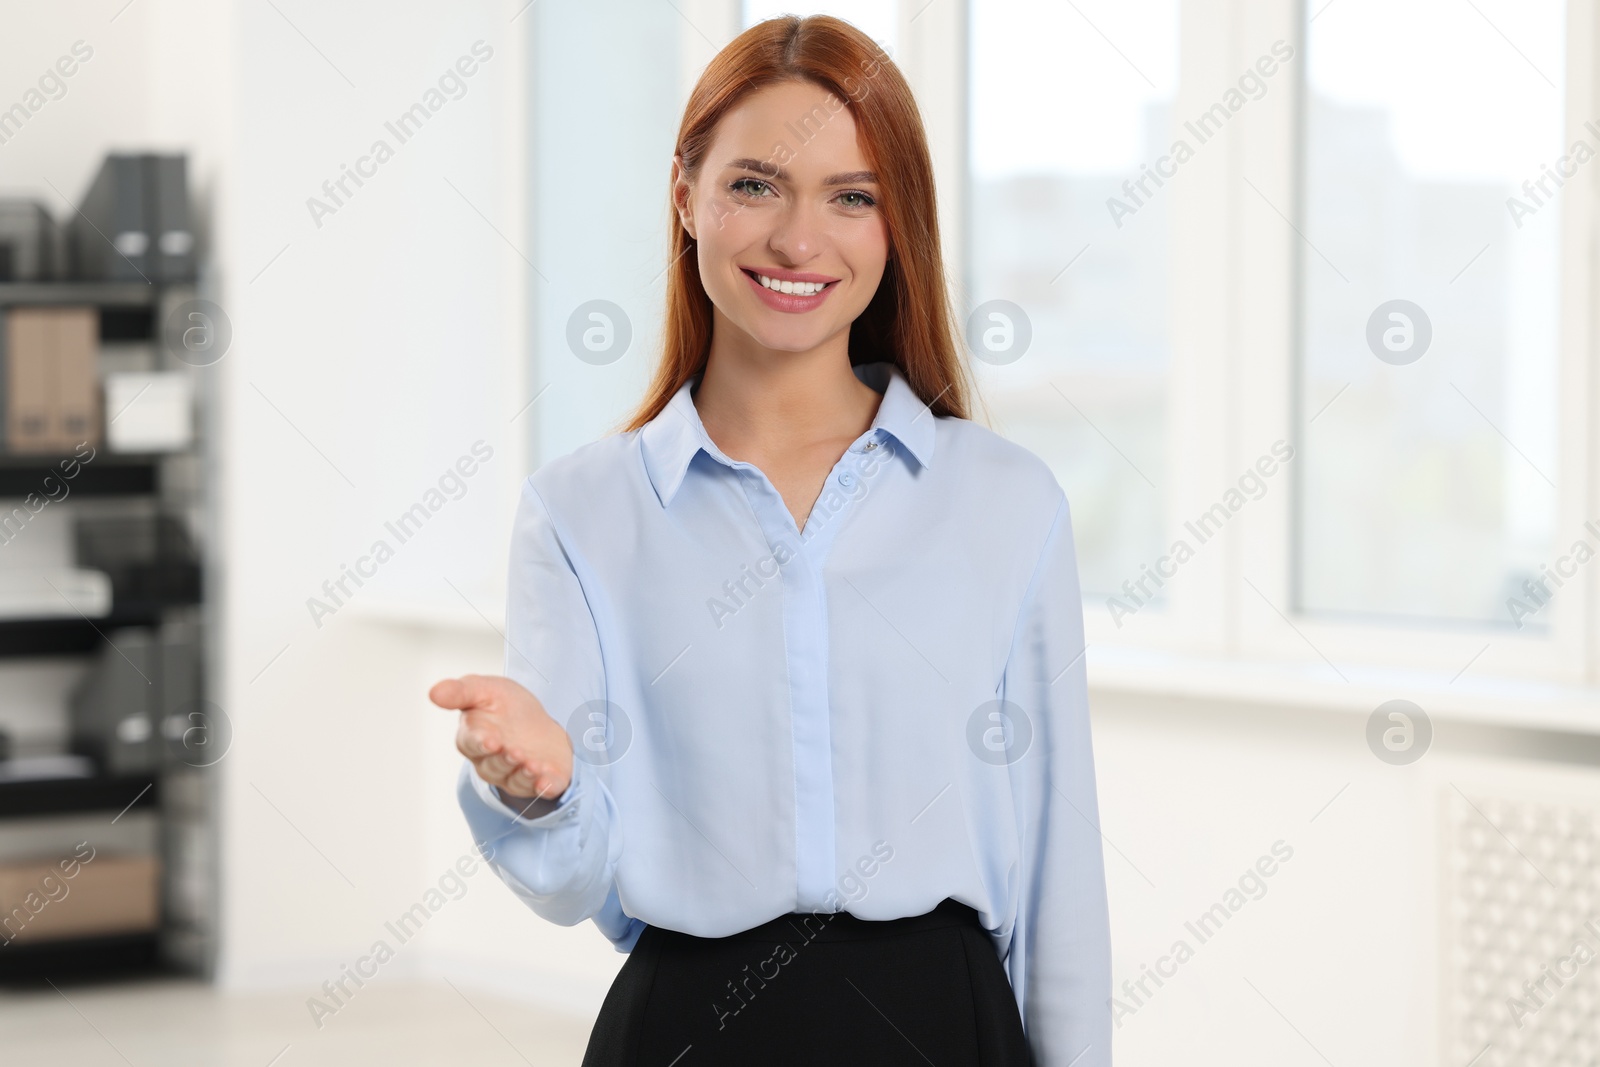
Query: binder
69 153 194 283
146 155 194 283
69 155 148 282
0 200 58 281
69 623 201 776
69 627 159 775
74 513 202 610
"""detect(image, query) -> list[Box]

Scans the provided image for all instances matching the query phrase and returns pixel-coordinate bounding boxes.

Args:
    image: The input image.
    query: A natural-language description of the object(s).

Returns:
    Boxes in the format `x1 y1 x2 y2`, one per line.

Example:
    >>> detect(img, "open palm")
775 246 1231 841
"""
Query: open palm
429 673 574 807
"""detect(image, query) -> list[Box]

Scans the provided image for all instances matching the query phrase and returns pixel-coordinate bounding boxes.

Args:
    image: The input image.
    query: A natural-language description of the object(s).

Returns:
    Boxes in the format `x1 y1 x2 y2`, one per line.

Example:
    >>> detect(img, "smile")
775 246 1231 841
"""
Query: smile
749 271 830 295
740 268 838 312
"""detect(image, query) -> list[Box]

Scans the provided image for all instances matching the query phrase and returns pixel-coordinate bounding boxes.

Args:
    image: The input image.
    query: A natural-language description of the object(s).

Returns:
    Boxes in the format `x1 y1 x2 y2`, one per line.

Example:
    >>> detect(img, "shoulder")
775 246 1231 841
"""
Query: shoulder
931 417 1079 642
522 430 644 517
932 415 1067 522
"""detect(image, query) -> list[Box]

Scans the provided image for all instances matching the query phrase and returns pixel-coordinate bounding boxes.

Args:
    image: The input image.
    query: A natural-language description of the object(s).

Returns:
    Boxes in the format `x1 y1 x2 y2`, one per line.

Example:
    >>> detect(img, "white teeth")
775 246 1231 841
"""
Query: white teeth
756 273 827 296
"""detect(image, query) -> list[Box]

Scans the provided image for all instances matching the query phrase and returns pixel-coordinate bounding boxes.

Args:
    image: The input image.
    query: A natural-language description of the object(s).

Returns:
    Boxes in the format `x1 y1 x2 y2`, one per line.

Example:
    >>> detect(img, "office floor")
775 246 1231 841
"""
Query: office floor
0 977 594 1065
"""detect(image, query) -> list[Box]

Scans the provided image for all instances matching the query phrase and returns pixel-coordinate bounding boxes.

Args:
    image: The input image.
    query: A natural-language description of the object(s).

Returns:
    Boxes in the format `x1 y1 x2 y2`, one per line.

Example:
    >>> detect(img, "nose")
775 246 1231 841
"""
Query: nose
766 200 823 264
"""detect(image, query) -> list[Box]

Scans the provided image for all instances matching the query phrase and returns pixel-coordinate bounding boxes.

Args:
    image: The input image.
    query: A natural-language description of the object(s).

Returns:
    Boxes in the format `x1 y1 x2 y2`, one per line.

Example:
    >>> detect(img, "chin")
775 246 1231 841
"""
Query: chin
740 320 841 353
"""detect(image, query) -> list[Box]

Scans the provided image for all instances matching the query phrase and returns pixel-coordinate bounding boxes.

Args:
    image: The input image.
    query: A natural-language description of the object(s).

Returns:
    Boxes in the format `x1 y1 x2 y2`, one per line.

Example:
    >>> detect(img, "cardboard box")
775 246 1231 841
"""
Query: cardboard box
0 852 159 944
3 308 51 448
3 306 102 453
55 308 98 444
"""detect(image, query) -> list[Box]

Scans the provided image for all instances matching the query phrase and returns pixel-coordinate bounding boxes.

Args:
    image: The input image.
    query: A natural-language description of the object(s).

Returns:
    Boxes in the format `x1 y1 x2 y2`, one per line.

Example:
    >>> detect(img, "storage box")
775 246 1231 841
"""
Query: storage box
104 371 192 452
0 852 159 944
0 567 111 619
3 306 101 453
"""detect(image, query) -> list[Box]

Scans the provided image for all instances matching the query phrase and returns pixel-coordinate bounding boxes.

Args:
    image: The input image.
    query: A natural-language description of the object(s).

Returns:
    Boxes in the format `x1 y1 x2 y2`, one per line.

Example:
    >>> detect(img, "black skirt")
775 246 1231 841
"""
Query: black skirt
581 897 1034 1066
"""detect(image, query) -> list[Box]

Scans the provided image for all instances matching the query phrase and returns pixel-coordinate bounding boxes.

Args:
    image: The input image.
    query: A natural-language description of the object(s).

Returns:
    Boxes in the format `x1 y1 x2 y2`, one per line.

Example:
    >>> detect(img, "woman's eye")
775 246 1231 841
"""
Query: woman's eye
731 178 772 197
837 191 876 210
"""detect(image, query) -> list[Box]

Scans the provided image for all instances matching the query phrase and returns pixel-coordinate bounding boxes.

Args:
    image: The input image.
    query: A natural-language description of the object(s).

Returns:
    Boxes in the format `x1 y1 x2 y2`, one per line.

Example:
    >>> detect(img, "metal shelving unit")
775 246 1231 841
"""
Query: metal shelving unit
0 931 162 985
0 283 158 308
0 274 216 981
0 454 161 497
0 775 158 820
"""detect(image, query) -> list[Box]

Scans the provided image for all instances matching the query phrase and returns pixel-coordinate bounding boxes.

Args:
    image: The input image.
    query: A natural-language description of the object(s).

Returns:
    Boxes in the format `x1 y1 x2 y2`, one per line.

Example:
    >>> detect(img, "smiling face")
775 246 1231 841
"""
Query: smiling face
673 78 890 357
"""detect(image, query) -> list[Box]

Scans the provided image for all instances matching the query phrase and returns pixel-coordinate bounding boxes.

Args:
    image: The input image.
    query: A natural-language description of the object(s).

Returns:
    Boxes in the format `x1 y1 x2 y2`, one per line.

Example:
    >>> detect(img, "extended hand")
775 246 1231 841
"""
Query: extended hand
429 673 575 807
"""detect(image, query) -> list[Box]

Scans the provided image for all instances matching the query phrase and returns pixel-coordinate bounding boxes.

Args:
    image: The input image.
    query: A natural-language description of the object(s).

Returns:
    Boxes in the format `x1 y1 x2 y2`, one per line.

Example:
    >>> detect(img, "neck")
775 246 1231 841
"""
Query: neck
693 314 881 459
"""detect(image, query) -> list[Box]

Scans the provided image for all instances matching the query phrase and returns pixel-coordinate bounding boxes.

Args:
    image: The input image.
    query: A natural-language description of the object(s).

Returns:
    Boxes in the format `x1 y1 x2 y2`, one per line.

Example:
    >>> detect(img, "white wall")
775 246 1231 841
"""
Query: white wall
0 0 601 1003
211 0 547 993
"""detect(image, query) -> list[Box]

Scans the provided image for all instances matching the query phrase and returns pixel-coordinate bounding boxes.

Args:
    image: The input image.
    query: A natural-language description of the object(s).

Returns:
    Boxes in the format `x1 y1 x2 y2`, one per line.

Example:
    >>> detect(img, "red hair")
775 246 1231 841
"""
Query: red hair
615 14 979 433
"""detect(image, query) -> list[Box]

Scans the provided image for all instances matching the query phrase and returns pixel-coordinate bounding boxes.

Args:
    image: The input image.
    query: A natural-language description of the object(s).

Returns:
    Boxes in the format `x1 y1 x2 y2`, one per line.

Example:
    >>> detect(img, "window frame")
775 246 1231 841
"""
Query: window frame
955 0 1600 694
1228 0 1597 688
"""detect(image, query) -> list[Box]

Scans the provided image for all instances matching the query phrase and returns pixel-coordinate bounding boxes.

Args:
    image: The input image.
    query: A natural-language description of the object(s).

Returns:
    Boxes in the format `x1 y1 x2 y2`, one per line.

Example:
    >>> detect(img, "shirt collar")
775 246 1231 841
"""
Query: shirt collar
639 360 937 508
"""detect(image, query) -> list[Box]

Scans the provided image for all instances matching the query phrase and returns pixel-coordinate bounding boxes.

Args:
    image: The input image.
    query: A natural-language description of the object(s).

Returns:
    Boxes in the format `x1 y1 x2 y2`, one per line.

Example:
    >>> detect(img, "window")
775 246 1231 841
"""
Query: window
1296 0 1567 629
640 0 1593 691
967 0 1181 599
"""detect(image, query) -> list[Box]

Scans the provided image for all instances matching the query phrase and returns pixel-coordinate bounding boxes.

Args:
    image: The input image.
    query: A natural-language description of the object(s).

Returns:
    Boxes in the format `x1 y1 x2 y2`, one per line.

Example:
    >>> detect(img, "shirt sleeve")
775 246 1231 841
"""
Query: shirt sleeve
1000 493 1114 1066
454 477 630 937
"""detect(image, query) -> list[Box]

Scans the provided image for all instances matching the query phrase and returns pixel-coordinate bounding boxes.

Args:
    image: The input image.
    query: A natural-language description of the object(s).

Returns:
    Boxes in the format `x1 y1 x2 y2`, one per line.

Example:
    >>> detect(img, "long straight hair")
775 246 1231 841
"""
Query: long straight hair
615 14 981 434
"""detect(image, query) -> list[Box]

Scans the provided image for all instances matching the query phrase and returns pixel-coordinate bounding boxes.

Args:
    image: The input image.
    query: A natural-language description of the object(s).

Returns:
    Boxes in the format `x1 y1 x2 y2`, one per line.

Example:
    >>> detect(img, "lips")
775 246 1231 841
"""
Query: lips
740 268 838 313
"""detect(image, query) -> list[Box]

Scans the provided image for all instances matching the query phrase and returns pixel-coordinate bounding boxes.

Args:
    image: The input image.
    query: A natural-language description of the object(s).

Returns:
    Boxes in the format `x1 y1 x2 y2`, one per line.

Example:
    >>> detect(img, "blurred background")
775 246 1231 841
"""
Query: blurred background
0 0 1591 1063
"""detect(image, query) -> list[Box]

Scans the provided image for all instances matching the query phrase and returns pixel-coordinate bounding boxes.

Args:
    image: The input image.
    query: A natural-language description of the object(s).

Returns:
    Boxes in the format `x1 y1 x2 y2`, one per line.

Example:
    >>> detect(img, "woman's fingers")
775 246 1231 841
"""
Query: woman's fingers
478 752 519 782
502 764 547 800
455 711 504 760
473 748 560 804
433 673 568 800
428 676 464 709
429 673 502 713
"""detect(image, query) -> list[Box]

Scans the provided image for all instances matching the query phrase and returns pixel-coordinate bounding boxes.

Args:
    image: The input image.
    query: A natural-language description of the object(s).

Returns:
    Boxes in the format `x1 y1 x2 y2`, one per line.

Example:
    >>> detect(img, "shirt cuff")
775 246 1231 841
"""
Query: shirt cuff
466 759 584 826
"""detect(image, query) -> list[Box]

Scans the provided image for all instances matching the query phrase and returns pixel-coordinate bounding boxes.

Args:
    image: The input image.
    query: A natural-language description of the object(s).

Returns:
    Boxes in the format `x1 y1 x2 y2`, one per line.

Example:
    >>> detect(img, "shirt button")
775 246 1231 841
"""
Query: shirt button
864 441 878 451
839 471 856 488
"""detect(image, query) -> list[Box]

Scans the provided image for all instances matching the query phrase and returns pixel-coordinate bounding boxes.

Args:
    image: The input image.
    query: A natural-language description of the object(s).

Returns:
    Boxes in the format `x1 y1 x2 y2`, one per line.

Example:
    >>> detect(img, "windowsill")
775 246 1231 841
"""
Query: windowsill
1086 644 1600 737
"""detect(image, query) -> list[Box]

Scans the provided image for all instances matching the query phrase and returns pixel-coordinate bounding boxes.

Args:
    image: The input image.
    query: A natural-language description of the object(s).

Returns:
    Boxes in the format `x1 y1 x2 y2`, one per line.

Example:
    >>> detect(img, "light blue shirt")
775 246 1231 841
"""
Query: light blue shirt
457 360 1111 1065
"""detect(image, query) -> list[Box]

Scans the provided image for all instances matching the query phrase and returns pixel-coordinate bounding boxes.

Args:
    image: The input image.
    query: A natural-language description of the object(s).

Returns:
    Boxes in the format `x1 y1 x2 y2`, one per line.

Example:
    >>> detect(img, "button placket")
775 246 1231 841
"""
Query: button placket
714 426 890 912
727 467 838 912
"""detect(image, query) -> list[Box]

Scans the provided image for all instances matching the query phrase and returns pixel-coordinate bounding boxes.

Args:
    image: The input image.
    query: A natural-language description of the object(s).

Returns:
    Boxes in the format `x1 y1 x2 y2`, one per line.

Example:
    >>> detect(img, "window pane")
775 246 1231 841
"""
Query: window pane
969 0 1179 600
1297 0 1564 628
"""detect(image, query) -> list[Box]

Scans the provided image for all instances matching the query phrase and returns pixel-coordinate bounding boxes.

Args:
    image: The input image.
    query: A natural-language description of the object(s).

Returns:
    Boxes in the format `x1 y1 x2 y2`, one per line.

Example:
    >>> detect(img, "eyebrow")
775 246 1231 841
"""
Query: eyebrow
724 158 879 185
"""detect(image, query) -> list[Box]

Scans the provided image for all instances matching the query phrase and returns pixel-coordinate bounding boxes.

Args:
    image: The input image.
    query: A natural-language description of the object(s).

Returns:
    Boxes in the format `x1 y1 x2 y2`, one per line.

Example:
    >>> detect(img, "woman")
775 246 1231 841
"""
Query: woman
430 15 1111 1066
